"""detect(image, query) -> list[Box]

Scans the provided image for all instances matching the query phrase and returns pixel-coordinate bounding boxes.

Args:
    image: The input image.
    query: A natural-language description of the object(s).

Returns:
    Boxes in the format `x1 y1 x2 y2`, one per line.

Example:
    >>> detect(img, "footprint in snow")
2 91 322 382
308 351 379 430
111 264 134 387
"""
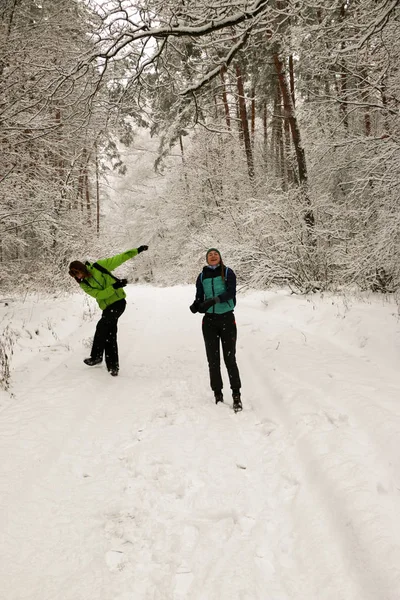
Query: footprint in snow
105 550 127 572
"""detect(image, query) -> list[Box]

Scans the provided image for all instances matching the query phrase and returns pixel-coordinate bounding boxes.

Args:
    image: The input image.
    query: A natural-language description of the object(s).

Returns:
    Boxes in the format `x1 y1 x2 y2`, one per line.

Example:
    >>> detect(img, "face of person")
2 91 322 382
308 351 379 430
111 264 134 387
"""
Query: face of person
71 269 87 280
207 251 220 266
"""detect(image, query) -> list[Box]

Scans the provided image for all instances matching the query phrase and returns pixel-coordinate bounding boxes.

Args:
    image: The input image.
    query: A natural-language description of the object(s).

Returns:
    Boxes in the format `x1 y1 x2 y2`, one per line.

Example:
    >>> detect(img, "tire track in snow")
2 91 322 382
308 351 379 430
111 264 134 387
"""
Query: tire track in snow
239 321 400 600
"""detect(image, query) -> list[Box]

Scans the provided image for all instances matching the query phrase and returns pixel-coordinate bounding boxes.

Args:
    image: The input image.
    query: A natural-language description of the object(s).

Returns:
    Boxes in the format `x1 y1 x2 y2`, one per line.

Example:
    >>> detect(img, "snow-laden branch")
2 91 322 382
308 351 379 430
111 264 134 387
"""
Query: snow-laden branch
336 0 399 54
89 0 270 62
181 31 250 95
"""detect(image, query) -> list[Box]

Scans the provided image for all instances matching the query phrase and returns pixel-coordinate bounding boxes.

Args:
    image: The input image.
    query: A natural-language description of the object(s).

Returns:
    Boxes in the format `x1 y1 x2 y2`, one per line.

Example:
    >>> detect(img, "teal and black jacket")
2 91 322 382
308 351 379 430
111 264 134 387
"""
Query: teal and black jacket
79 248 139 310
195 265 236 315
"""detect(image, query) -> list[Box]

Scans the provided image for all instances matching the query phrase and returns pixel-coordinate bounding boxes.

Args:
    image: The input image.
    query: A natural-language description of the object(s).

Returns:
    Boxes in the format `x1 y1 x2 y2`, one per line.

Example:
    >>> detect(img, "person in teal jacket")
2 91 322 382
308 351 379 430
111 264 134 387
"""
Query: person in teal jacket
69 246 148 376
190 248 242 412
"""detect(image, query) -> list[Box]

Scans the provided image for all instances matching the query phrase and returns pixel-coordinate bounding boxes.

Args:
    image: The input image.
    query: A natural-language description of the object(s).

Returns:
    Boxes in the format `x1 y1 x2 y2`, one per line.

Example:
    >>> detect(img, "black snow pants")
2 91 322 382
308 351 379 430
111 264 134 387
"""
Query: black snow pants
202 311 241 392
91 299 126 371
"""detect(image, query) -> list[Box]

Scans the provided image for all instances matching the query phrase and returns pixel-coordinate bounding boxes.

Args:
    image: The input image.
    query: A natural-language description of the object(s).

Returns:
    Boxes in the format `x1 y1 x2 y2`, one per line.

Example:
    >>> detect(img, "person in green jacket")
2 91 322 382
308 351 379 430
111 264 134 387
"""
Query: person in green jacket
69 246 148 376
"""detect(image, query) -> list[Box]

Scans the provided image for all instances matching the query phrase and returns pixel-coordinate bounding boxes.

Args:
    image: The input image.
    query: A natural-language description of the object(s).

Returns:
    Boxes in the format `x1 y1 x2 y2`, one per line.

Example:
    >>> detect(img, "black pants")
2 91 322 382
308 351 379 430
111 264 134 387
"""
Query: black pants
91 299 126 371
202 311 241 392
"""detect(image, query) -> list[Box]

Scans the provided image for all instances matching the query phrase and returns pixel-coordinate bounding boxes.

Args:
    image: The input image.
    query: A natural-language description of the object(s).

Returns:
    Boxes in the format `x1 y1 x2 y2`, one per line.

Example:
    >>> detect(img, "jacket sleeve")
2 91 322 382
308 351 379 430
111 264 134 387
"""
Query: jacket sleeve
195 274 204 302
217 268 236 304
79 281 115 300
96 248 139 272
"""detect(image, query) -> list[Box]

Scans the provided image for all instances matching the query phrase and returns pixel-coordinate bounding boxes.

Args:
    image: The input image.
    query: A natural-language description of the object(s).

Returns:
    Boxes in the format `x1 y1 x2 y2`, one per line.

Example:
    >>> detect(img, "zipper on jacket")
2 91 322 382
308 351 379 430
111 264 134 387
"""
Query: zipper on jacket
211 278 215 313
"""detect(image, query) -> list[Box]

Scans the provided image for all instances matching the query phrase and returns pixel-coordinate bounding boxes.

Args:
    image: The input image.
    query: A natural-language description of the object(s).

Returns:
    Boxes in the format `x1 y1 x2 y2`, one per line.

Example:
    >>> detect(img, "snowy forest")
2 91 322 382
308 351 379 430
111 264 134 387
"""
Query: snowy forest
3 3 400 599
1 0 399 291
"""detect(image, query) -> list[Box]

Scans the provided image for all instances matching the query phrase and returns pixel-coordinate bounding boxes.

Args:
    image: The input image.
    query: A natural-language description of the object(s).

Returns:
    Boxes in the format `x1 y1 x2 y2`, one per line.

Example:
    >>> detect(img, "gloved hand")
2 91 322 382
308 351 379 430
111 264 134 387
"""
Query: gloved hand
198 297 219 313
137 245 149 253
112 278 128 289
189 300 199 314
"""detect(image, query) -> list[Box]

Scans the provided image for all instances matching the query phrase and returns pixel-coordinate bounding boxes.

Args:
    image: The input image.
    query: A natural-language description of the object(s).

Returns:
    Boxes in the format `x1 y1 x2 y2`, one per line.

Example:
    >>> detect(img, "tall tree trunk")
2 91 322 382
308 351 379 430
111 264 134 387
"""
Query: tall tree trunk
380 77 391 136
95 144 100 235
84 168 91 223
339 3 349 131
360 68 371 136
273 52 314 227
0 0 18 76
55 107 65 211
263 100 268 169
236 91 243 141
179 134 190 195
339 65 349 130
235 63 254 180
289 55 295 107
271 92 282 182
273 53 308 187
251 85 256 147
220 66 231 130
76 148 88 211
276 85 287 190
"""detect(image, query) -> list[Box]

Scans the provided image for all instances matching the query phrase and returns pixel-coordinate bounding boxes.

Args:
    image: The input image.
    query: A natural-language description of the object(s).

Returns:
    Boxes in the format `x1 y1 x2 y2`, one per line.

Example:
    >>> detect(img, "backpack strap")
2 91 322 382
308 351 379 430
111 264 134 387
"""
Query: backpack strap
92 261 120 282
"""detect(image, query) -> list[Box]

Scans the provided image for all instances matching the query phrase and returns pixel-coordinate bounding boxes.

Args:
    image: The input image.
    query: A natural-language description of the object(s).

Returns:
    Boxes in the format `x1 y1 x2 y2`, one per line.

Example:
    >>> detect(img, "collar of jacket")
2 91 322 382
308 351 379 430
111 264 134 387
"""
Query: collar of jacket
202 265 223 278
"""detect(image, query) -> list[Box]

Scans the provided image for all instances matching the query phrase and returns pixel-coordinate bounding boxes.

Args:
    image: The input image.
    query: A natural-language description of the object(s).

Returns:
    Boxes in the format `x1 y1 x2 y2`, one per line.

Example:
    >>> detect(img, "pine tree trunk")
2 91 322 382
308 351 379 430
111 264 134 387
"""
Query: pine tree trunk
273 52 314 227
263 101 268 169
276 85 287 190
0 0 18 76
273 53 308 187
179 134 190 195
95 144 100 235
235 64 255 180
339 3 349 131
340 65 348 130
360 68 371 136
251 85 256 147
271 92 281 181
380 77 391 136
84 169 91 223
289 55 295 107
220 66 231 130
55 107 64 211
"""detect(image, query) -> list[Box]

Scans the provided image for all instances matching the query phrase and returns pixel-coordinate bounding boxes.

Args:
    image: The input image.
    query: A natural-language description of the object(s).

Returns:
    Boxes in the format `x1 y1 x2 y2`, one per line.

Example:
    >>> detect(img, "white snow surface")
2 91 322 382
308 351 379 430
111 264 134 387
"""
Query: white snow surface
1 285 400 600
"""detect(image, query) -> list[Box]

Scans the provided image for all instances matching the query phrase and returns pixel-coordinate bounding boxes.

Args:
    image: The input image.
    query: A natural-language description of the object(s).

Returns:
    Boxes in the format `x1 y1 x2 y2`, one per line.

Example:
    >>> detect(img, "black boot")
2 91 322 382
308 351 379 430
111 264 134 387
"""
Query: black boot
214 391 224 404
232 390 242 412
108 368 119 377
84 357 102 366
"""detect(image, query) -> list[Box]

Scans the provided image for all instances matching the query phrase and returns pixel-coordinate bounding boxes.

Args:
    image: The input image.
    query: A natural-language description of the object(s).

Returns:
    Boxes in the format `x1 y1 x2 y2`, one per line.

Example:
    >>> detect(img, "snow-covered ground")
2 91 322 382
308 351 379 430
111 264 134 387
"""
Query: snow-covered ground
1 285 400 600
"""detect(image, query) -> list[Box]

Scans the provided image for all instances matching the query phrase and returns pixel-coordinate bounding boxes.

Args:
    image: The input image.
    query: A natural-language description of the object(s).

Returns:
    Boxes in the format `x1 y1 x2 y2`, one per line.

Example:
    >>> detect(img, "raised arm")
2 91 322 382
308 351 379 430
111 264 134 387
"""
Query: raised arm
96 248 139 272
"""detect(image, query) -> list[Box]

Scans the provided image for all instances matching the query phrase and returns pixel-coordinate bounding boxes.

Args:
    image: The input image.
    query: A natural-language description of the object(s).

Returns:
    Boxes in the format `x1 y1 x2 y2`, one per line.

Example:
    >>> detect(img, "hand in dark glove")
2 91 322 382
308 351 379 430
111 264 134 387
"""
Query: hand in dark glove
198 297 219 313
137 245 149 253
112 278 128 289
189 300 199 314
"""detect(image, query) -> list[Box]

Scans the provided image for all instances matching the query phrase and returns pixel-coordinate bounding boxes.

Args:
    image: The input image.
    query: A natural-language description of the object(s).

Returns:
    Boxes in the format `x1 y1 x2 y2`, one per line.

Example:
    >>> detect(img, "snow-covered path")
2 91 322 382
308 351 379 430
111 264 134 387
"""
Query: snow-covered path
1 286 400 600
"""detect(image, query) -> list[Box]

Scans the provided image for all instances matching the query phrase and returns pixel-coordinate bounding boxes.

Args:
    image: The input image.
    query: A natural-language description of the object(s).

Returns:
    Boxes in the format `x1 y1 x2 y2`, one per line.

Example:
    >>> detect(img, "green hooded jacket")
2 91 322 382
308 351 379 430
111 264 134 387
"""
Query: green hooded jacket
79 248 139 310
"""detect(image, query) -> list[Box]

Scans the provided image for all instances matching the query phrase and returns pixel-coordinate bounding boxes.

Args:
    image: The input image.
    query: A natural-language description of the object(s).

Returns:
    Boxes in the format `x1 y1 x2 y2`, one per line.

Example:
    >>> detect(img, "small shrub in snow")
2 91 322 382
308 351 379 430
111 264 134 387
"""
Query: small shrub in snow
83 337 93 349
0 327 15 391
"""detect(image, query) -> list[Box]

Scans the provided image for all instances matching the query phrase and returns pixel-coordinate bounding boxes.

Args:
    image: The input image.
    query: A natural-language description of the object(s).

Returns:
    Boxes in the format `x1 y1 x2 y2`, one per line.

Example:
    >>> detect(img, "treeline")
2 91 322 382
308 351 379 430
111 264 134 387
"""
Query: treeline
142 0 400 292
1 0 399 292
0 0 132 288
